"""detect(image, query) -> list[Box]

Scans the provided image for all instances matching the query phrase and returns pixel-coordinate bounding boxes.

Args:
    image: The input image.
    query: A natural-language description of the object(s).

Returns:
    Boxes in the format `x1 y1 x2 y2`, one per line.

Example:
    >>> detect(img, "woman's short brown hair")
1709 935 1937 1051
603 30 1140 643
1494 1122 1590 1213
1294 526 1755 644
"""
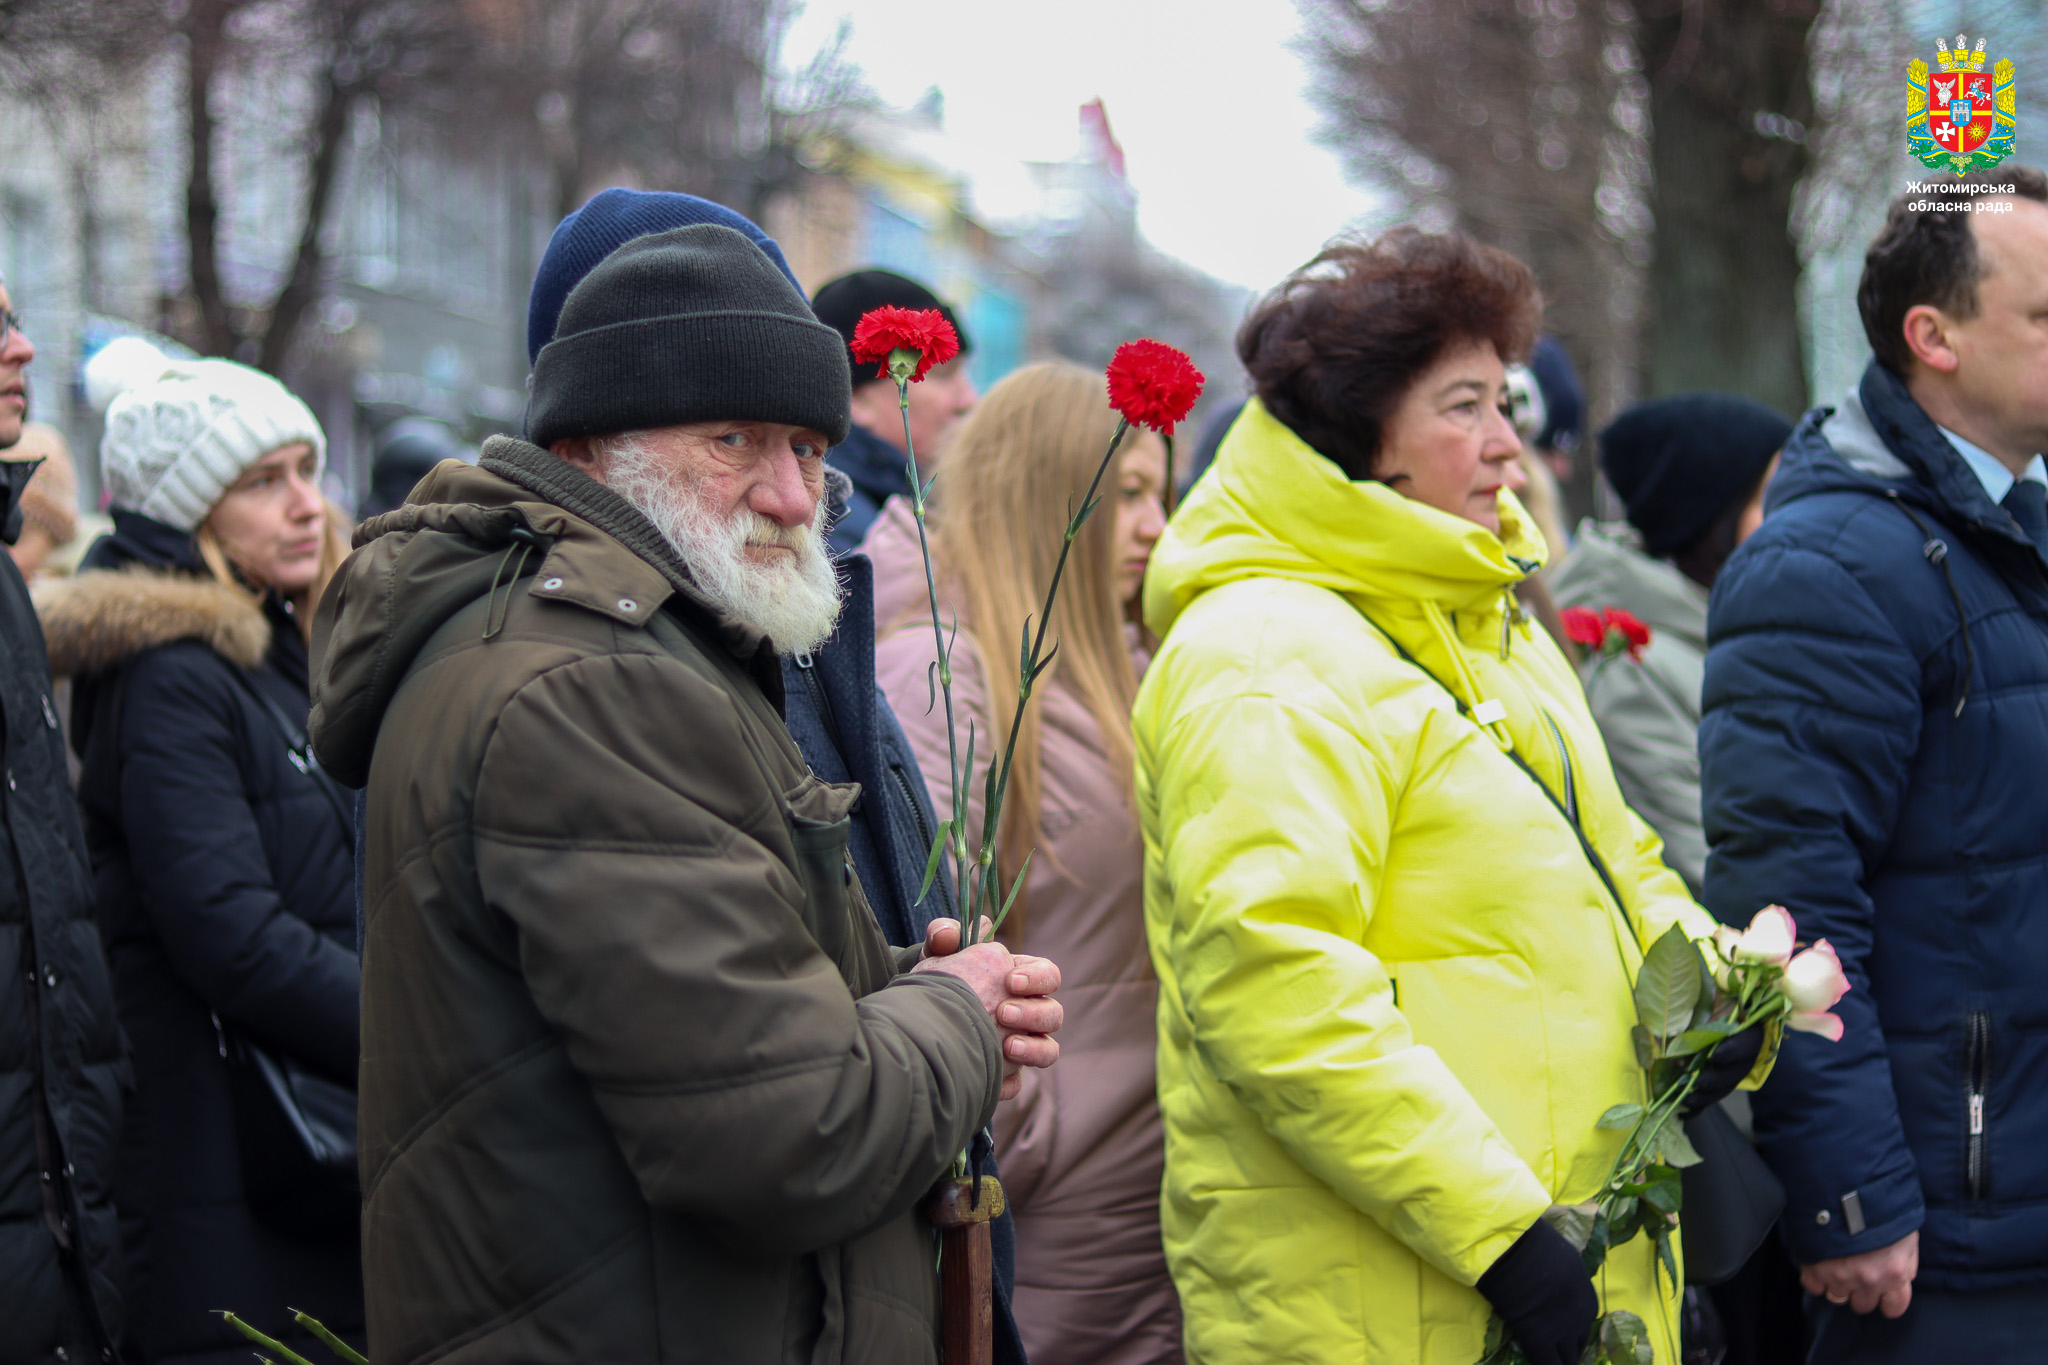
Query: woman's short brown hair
1237 227 1542 480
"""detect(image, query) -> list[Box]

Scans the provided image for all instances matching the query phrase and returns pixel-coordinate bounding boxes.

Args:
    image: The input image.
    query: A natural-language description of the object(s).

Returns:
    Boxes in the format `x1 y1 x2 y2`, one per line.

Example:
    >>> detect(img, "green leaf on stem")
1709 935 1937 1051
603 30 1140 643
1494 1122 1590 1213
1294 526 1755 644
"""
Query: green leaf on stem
1692 948 1719 1029
1602 1196 1640 1248
1651 1122 1703 1168
1479 1312 1519 1365
1072 491 1103 532
1669 1021 1740 1056
916 820 953 905
1596 1102 1644 1130
1590 1310 1654 1365
1580 1210 1613 1275
1634 925 1703 1042
1029 641 1060 686
1542 1202 1599 1251
1655 1224 1679 1290
1631 1024 1654 1070
1641 1165 1683 1216
987 850 1034 941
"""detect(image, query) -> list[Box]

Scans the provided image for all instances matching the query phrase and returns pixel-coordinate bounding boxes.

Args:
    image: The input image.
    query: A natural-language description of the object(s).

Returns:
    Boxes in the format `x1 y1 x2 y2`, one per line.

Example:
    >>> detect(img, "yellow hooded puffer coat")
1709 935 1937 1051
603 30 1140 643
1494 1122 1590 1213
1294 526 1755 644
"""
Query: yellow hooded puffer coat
1135 401 1730 1364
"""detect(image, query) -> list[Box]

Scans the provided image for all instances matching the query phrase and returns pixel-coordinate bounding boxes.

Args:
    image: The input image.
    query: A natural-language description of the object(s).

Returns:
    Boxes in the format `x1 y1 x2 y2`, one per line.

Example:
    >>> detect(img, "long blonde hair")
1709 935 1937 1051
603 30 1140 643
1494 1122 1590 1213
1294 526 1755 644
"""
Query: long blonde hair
196 499 353 646
928 361 1141 938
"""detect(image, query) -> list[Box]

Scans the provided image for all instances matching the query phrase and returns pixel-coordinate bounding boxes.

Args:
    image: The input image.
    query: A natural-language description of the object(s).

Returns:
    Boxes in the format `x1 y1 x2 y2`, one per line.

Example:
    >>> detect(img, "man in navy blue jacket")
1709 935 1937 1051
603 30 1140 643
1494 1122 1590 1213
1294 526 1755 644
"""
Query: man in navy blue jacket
1701 167 2048 1362
810 270 979 556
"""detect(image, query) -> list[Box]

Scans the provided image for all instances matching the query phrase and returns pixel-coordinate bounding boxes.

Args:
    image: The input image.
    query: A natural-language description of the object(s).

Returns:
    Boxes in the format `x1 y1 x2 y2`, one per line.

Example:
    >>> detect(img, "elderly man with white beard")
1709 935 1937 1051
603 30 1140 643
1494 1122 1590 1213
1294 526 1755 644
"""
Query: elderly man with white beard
307 224 1062 1365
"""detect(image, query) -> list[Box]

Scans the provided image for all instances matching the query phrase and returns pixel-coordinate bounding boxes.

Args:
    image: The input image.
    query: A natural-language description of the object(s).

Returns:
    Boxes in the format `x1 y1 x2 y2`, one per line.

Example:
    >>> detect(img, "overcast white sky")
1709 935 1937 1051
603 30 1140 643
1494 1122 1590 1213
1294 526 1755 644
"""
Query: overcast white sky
777 0 1386 292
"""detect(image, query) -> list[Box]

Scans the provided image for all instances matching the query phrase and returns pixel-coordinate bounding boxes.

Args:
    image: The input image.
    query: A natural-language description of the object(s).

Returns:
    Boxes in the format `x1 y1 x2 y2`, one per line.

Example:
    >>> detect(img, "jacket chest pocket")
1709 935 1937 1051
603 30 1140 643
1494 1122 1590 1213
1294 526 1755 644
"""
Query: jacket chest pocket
782 773 864 972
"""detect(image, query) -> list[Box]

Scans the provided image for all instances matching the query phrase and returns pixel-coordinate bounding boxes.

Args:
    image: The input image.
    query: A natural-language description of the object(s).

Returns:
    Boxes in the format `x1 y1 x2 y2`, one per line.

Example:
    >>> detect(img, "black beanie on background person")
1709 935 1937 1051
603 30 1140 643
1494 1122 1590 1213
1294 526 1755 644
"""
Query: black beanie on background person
1599 393 1793 559
811 269 972 385
526 224 851 450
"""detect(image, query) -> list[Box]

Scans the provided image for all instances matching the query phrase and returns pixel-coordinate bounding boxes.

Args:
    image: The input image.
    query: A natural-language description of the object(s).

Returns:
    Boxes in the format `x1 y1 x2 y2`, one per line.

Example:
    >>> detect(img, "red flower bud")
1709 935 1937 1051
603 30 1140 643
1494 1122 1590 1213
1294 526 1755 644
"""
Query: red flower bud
1105 339 1205 435
849 306 961 383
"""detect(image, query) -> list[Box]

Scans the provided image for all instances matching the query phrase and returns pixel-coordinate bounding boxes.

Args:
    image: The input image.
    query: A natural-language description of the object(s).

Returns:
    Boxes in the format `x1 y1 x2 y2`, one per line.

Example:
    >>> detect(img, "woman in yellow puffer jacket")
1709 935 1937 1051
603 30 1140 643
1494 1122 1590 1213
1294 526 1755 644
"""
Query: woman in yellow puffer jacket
1134 230 1764 1365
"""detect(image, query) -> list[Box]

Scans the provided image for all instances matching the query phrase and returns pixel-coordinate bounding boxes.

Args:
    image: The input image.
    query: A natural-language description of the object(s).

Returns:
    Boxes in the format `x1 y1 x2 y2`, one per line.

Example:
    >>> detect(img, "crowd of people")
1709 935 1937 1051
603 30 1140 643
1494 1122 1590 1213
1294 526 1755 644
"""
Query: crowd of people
0 163 2042 1365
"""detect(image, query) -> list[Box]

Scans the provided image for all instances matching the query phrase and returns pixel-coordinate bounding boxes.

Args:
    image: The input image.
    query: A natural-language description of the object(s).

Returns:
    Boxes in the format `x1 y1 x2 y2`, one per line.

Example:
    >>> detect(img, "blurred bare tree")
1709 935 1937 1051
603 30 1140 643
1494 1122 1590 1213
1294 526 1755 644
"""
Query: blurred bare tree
1 0 817 372
1301 0 1651 519
464 0 780 224
1632 0 1819 418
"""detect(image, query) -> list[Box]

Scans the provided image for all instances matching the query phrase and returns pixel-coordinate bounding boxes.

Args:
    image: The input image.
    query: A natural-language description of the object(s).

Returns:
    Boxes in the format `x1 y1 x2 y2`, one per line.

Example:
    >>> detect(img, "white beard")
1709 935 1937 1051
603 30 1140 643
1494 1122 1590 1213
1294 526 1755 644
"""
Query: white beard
597 432 844 655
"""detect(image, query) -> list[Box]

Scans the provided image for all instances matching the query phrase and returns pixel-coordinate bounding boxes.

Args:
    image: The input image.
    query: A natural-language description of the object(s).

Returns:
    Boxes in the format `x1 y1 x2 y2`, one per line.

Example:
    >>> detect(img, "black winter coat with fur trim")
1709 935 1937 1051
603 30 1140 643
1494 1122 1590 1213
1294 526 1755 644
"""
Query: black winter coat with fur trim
42 511 361 1365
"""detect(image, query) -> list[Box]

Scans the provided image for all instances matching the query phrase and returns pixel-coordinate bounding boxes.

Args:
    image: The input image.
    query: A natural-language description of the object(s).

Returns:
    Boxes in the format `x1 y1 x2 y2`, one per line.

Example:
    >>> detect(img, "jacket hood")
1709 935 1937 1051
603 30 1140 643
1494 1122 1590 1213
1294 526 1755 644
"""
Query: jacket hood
1769 360 2037 557
1142 398 1545 640
1551 520 1707 649
36 568 269 677
310 436 770 789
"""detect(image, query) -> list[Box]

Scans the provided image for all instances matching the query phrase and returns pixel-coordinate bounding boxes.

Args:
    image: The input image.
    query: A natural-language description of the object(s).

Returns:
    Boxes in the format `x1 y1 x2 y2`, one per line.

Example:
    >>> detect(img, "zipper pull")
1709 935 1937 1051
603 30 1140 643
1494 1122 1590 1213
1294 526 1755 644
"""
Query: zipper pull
793 649 814 669
1970 1093 1985 1135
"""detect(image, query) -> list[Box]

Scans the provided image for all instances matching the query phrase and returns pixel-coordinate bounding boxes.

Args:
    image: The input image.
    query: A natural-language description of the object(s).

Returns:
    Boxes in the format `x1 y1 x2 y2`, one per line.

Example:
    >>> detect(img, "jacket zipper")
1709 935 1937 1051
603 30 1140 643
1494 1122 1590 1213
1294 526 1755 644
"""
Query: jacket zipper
892 764 935 860
1537 708 1578 823
1967 1010 1991 1201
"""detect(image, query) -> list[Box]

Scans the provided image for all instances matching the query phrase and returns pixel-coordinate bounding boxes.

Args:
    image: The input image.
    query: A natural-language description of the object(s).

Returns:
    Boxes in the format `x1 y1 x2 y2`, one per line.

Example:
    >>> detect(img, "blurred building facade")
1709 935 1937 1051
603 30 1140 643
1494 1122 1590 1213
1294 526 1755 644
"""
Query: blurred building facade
3 55 1243 509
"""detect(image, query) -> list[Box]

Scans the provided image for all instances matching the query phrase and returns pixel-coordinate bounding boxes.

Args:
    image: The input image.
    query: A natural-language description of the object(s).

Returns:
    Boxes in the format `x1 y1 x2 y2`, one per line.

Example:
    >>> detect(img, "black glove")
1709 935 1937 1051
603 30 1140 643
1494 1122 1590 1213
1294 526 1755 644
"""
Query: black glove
1681 1020 1765 1117
1476 1219 1598 1365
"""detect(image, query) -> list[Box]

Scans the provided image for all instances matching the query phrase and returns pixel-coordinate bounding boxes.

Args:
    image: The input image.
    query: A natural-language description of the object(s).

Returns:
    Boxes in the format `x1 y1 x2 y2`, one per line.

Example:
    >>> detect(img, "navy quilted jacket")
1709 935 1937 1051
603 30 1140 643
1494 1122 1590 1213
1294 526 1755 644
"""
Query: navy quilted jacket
1701 360 2048 1289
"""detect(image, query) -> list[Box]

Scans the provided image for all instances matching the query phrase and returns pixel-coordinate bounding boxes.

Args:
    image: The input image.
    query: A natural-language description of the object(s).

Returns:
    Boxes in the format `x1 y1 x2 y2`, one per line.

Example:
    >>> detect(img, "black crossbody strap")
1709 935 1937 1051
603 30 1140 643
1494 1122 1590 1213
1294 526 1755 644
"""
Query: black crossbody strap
1339 594 1634 935
225 663 355 832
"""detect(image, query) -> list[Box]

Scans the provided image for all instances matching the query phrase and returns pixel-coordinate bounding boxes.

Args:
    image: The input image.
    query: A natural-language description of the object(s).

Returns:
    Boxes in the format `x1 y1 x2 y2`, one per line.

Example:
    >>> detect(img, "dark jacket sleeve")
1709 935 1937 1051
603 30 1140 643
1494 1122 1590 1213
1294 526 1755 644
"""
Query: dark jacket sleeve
1700 535 1925 1264
116 644 360 1078
473 651 1002 1257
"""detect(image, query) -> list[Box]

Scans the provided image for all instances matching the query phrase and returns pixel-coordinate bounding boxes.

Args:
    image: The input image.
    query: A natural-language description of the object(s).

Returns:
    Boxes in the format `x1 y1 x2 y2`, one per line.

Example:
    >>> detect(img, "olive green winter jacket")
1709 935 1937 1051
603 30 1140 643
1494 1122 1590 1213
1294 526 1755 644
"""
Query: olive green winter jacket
308 438 1002 1365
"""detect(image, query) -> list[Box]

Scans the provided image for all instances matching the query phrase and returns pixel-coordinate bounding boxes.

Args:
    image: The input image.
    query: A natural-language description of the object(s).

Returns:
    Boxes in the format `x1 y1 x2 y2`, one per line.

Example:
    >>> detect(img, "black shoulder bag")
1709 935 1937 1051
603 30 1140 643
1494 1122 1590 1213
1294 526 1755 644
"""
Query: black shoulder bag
214 666 361 1237
1342 598 1782 1286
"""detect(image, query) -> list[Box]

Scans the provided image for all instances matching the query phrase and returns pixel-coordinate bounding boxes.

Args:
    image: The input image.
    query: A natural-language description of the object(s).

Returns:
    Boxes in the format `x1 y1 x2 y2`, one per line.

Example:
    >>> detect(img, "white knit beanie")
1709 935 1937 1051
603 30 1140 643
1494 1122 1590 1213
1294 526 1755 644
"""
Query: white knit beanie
86 336 327 533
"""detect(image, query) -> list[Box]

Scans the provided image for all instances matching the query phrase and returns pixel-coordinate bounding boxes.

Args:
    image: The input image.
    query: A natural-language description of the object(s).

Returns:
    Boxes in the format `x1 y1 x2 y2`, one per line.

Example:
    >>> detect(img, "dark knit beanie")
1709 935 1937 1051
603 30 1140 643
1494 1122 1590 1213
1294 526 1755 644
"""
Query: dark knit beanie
1529 336 1584 453
526 188 799 365
812 269 972 385
1599 393 1793 558
526 224 851 450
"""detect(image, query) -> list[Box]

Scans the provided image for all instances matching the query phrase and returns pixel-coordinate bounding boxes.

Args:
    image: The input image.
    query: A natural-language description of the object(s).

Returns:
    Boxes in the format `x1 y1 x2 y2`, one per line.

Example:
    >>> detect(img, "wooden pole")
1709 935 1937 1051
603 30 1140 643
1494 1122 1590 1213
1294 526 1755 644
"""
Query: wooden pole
924 1175 1005 1365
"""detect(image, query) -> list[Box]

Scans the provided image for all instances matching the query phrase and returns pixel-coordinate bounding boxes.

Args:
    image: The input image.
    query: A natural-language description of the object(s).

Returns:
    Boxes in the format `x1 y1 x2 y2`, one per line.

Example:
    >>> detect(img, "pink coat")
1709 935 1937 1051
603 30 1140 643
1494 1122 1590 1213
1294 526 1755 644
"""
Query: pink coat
866 498 1183 1364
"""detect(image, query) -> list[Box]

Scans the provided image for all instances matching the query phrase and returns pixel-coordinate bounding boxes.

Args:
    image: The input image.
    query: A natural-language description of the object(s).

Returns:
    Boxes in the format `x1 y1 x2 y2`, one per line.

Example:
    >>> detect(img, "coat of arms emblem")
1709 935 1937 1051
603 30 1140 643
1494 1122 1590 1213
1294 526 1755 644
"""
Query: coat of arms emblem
1909 36 2016 174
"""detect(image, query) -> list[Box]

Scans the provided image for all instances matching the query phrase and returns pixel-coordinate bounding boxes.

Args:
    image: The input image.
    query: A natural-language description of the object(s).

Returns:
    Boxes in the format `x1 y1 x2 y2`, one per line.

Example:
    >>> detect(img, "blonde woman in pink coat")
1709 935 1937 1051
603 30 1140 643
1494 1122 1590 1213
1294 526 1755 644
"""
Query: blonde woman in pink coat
869 361 1180 1363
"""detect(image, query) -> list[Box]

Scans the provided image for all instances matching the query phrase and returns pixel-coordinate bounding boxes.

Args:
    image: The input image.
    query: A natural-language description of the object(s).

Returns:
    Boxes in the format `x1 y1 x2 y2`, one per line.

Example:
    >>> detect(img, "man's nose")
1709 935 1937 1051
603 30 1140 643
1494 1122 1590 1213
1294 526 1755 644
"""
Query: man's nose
1 324 33 366
748 444 819 529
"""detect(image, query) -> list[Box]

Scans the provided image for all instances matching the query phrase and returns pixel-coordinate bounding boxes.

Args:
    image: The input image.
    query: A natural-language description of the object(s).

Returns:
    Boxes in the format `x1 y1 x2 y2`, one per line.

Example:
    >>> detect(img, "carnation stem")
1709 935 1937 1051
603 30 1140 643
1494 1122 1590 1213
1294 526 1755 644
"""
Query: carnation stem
966 417 1132 939
897 376 972 917
1162 433 1176 517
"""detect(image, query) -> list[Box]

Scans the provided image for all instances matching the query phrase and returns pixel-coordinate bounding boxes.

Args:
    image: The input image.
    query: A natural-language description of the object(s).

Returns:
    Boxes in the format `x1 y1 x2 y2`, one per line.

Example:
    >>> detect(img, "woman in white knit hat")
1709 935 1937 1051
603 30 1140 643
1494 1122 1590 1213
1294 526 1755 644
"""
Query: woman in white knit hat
38 339 364 1364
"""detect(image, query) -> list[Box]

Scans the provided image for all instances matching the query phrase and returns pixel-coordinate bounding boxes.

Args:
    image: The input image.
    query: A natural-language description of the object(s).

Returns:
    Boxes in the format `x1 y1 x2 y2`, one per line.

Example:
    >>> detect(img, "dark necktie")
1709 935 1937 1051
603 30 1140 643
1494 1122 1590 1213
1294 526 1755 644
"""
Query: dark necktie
2003 478 2048 548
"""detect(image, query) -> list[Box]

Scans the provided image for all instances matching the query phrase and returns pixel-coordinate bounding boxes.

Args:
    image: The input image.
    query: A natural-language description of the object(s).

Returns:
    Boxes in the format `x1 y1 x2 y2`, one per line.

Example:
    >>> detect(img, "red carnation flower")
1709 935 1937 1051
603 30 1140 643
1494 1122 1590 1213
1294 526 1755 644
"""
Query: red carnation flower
1105 339 1205 435
1562 605 1653 663
1560 606 1605 650
1602 607 1651 661
849 306 961 383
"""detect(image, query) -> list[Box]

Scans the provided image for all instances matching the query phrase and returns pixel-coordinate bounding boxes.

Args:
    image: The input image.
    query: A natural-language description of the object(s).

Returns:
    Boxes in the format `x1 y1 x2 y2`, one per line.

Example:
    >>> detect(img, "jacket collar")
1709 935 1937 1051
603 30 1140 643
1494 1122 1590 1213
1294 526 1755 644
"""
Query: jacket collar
0 456 39 546
1858 360 2031 546
1145 399 1546 639
828 423 911 508
476 436 778 669
1774 361 2042 565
